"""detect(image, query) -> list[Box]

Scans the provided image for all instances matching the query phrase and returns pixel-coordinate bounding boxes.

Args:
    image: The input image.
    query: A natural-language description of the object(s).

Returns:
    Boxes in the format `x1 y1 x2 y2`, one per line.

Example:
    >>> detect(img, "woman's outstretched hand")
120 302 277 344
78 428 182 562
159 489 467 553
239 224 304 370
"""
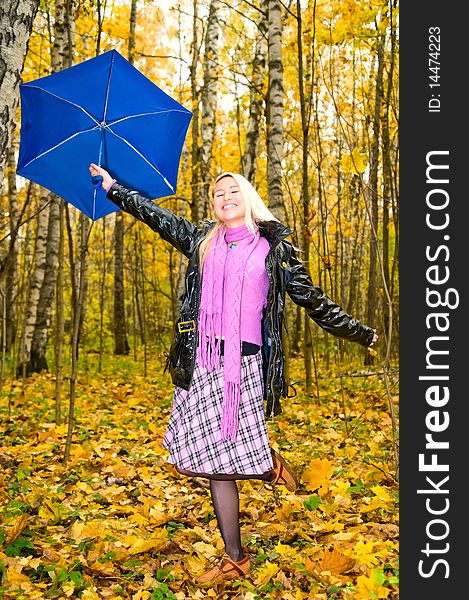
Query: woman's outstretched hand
89 163 114 191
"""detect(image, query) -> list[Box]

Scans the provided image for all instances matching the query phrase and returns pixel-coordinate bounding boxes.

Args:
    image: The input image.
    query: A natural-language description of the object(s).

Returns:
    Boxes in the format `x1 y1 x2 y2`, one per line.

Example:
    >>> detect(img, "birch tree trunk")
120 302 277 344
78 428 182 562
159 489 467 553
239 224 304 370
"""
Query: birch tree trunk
242 2 268 184
199 0 221 218
30 196 60 372
175 7 190 317
190 0 201 222
4 147 19 352
29 0 73 373
51 0 68 71
18 189 50 376
0 0 39 190
266 0 285 222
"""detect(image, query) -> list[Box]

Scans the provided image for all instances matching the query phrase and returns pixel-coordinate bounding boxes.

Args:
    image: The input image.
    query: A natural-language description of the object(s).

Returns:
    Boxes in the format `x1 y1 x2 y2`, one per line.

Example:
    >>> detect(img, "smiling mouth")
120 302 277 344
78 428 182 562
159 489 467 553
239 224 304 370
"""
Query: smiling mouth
222 203 237 210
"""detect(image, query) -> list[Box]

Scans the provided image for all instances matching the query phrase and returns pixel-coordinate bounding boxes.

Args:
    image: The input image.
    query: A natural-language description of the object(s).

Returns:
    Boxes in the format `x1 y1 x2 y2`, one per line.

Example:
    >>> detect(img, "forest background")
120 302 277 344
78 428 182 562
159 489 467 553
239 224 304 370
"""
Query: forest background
0 0 399 599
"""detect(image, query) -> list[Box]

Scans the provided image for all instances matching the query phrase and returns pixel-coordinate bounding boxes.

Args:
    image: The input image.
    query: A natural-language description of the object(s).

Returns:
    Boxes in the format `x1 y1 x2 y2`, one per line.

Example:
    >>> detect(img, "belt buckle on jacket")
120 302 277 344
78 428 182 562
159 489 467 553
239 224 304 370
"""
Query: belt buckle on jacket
178 319 196 333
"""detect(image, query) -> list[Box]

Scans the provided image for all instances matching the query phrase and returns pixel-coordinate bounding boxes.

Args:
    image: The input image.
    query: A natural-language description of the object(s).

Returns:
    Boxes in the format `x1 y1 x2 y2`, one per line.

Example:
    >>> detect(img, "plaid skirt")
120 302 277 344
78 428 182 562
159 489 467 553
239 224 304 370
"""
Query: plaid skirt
162 351 274 475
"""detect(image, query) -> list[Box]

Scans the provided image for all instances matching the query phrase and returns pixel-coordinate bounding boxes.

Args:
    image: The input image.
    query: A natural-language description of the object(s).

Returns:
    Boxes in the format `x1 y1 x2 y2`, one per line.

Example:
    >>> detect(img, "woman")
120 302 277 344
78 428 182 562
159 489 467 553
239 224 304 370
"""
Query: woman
89 163 378 584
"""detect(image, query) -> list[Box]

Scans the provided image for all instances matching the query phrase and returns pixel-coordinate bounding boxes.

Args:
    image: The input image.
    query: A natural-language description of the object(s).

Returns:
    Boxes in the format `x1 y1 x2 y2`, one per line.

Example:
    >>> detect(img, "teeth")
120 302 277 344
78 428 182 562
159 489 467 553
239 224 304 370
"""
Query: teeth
223 204 236 209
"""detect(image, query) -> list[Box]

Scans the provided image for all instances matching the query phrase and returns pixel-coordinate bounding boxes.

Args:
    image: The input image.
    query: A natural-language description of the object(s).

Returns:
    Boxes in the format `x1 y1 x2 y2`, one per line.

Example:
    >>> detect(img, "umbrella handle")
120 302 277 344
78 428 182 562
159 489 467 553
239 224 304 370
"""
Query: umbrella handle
91 175 103 189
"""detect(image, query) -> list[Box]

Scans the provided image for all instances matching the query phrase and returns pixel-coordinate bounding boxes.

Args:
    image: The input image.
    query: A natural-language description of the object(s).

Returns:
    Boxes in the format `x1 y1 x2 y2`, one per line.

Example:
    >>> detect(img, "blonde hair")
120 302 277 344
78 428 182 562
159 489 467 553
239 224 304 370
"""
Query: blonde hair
198 172 279 268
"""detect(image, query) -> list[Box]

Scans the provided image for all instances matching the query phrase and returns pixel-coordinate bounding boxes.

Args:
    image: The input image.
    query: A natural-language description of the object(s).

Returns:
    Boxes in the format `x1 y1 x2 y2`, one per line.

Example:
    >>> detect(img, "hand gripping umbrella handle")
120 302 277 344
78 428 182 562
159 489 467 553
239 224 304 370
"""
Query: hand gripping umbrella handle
91 175 103 189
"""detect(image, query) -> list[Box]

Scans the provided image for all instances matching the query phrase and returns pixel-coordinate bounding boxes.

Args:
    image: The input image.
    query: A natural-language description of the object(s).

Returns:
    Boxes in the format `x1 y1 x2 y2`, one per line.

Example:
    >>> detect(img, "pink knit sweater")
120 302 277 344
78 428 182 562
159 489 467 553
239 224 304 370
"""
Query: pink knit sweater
220 226 270 345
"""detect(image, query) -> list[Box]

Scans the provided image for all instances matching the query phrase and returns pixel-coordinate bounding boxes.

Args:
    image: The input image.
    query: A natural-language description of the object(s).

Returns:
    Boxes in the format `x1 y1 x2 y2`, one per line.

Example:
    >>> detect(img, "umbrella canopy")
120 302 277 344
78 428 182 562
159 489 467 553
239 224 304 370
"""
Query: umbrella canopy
17 49 192 220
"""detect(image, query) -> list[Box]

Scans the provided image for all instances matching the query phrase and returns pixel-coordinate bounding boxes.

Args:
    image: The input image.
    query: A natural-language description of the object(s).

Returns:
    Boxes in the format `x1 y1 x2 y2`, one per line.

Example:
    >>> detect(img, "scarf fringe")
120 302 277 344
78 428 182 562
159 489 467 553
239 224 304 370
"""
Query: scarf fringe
220 381 240 442
197 309 222 371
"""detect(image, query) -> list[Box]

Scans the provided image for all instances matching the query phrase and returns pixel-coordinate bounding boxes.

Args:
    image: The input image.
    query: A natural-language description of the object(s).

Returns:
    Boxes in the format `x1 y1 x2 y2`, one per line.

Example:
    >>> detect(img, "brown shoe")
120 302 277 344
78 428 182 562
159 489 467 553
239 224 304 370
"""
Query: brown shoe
270 448 299 492
195 552 250 584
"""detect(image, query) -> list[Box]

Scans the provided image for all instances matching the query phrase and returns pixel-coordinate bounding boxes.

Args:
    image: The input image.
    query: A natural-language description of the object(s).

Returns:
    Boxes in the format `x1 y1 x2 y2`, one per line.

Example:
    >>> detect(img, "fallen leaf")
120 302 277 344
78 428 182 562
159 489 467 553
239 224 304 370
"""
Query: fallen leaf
320 546 356 574
6 514 30 544
254 561 280 585
302 458 334 495
128 529 169 555
192 541 218 558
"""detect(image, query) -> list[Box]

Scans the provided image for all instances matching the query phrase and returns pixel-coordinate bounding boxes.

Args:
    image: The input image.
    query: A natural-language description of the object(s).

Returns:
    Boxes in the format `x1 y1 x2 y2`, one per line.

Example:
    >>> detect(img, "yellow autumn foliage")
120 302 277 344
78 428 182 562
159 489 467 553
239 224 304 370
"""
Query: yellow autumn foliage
341 147 368 175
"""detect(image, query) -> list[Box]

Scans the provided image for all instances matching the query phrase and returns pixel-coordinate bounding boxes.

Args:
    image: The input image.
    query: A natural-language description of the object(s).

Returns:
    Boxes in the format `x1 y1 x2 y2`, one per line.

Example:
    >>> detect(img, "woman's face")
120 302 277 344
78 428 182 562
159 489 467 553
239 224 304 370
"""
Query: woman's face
212 176 247 228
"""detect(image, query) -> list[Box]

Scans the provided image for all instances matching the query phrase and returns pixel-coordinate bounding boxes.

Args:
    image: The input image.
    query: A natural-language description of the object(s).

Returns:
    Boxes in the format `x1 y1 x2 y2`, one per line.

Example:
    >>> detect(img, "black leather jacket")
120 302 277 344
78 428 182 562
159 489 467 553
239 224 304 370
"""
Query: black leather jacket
107 183 375 418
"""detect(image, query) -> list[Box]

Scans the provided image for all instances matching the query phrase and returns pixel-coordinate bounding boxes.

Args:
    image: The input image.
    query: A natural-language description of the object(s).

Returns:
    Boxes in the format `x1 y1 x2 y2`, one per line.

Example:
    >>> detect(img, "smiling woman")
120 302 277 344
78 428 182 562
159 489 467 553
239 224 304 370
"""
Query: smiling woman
88 162 378 585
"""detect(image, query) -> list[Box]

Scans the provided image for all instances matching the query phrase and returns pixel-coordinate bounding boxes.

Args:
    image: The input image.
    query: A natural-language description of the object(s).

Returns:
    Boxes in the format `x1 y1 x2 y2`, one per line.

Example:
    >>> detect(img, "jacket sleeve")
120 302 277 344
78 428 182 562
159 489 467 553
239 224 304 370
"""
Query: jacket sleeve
107 182 198 258
285 247 375 347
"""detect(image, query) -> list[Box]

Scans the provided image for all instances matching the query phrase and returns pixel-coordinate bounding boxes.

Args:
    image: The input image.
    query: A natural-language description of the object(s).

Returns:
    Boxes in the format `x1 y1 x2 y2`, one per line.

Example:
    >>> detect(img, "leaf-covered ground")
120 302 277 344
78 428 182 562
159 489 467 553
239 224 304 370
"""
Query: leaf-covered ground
0 353 399 600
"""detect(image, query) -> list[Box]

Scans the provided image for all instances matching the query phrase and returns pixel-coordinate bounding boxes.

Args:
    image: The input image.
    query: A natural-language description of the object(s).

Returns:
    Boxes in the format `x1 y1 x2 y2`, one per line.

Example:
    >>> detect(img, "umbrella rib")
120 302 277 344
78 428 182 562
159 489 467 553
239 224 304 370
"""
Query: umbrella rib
110 109 189 126
22 85 101 125
19 127 100 169
107 128 175 193
102 52 115 123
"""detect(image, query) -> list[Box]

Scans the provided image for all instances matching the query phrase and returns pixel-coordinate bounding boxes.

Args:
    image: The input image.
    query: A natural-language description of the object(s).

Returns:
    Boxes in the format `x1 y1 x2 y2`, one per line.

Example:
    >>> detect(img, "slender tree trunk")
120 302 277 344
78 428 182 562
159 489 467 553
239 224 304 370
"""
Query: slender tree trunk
200 0 221 217
133 228 145 346
112 5 137 356
0 0 40 190
336 138 345 307
266 0 285 222
190 0 201 222
30 195 60 372
0 287 6 394
365 36 384 364
64 0 74 68
98 217 107 372
345 179 363 315
13 185 33 381
113 212 130 354
95 0 103 56
381 6 398 341
65 204 77 318
54 200 65 423
175 6 190 317
291 305 301 353
137 226 147 377
168 243 177 328
51 0 67 71
54 0 73 415
131 274 137 361
242 2 268 183
128 0 137 63
63 220 93 466
18 189 50 376
4 147 19 352
29 0 73 374
296 0 315 395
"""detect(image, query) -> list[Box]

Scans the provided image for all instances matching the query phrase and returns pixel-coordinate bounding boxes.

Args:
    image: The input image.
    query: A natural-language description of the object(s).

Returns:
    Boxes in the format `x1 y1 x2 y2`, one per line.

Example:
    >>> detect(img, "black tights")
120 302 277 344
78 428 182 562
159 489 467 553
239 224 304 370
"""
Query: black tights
176 466 274 562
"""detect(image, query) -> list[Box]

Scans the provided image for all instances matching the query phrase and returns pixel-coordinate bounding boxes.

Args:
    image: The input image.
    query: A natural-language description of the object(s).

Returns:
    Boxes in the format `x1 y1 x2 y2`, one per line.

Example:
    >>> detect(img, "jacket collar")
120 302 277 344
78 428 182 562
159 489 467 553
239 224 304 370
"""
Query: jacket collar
258 220 293 249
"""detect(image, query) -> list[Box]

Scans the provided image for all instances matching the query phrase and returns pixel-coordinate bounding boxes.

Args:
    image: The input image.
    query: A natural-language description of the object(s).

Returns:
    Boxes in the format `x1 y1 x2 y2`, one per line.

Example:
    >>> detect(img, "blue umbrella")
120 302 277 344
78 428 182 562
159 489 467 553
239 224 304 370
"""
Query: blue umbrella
17 49 192 220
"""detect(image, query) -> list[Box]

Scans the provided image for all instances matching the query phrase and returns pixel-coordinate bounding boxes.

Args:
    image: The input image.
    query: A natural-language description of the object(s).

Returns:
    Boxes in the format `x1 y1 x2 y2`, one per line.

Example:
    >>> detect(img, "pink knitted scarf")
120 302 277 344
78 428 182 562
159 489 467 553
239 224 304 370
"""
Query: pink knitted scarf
197 224 260 442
